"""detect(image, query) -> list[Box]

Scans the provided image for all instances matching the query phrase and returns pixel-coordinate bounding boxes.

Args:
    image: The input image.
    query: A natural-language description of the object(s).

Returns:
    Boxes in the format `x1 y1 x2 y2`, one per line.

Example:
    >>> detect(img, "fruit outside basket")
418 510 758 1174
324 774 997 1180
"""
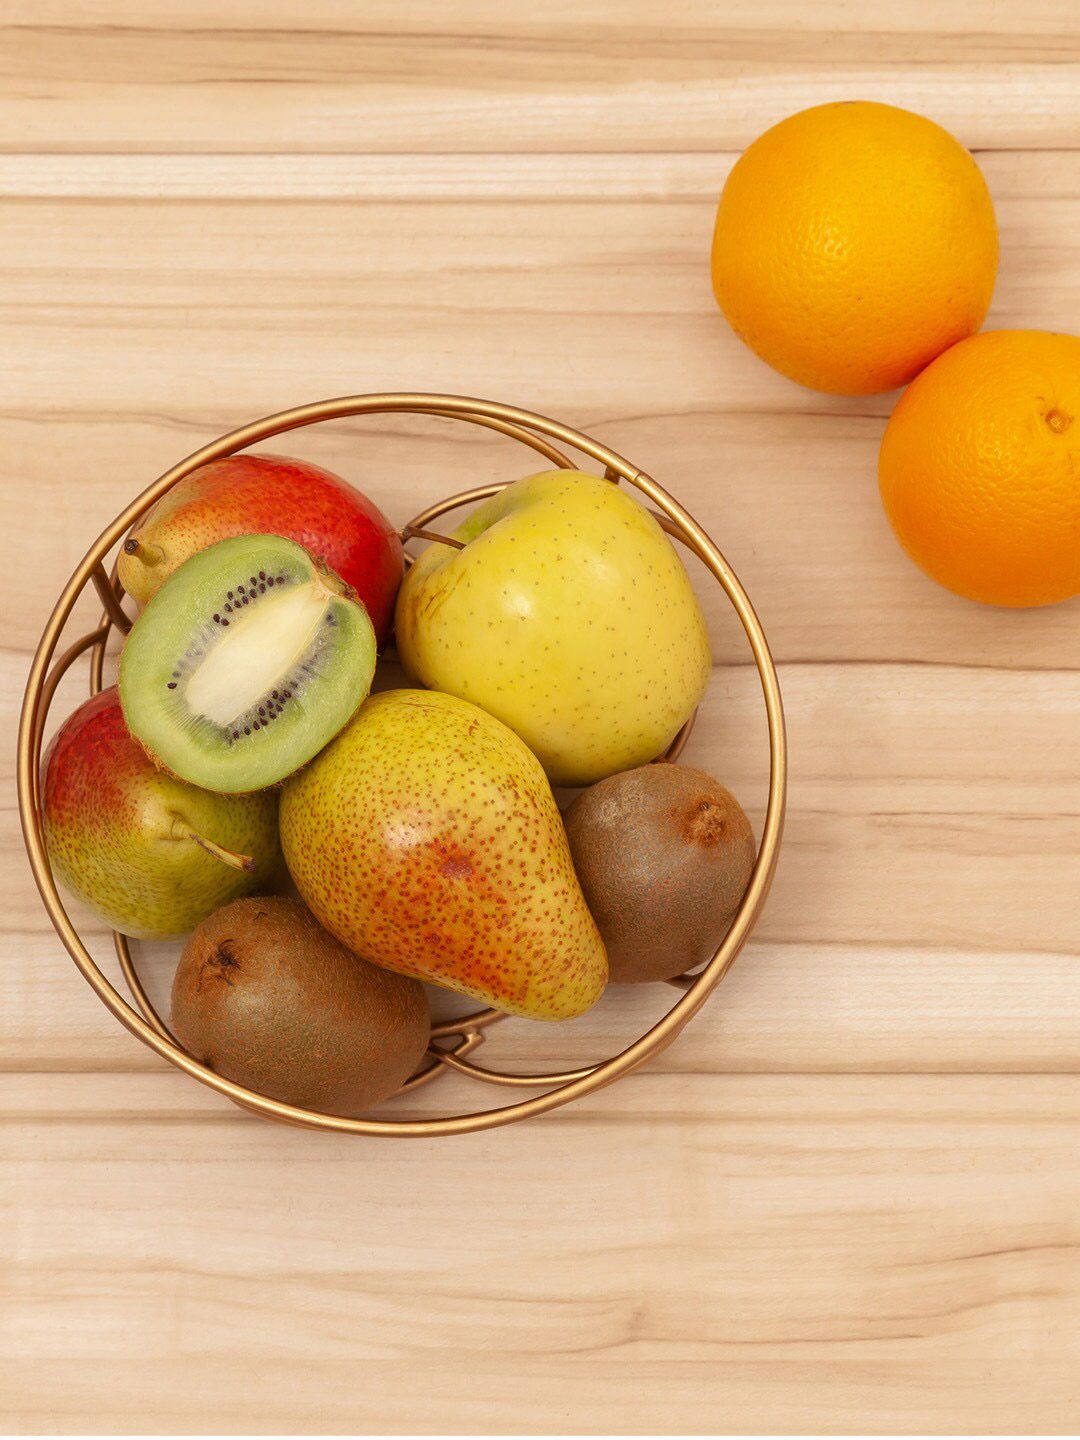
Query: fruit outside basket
18 393 787 1138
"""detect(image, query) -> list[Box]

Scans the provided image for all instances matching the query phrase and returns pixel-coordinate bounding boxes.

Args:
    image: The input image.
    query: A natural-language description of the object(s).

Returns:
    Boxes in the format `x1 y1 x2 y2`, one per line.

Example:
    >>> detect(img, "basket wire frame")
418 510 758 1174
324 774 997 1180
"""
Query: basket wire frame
17 393 787 1137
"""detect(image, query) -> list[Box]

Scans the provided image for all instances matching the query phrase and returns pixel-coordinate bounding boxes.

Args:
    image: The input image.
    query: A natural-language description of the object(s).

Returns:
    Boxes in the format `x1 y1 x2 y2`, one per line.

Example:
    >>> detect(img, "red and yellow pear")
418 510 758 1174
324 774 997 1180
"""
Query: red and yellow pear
42 688 280 939
279 689 607 1020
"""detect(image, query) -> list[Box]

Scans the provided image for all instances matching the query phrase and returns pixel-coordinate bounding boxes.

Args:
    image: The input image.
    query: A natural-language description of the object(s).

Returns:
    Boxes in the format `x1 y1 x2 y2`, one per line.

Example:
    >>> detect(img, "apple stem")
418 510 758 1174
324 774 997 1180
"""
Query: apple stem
122 536 166 566
400 524 466 551
169 816 255 873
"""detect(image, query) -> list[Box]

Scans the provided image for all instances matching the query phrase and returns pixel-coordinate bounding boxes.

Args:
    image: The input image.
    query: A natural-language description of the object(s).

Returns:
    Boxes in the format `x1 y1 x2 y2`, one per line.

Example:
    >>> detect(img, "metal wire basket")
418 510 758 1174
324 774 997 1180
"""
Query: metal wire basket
17 393 787 1137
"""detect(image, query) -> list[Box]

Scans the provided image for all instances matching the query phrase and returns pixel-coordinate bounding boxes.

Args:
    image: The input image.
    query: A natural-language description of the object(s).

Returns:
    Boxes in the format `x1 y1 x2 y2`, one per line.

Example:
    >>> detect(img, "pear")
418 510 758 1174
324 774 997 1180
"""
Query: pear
43 688 281 939
279 689 607 1021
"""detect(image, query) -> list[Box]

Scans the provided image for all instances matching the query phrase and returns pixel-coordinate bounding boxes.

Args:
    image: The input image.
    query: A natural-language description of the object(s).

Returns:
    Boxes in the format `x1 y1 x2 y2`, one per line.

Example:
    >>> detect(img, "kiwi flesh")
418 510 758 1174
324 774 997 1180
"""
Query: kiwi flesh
171 896 431 1115
563 762 756 984
119 534 376 792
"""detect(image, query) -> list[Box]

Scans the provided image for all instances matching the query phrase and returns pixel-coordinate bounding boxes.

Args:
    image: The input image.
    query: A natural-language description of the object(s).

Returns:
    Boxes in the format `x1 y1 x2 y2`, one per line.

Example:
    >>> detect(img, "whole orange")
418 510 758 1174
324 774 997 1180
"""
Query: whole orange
879 330 1080 608
711 101 998 395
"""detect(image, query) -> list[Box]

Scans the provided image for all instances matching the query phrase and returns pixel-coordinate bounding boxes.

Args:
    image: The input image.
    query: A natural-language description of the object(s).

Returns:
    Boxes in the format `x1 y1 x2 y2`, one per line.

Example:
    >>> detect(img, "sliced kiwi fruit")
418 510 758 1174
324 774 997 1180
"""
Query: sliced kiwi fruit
119 534 376 792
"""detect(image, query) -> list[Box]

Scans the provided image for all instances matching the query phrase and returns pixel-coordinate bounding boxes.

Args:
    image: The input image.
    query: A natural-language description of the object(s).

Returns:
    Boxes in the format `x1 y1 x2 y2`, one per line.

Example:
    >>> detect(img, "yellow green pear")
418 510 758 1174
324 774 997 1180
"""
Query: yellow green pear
395 470 712 786
279 689 607 1021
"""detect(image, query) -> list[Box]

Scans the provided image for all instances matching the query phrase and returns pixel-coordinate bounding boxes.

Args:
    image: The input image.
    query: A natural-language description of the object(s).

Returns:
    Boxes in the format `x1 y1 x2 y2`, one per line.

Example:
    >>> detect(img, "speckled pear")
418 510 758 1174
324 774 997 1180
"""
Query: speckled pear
394 469 712 786
279 689 607 1021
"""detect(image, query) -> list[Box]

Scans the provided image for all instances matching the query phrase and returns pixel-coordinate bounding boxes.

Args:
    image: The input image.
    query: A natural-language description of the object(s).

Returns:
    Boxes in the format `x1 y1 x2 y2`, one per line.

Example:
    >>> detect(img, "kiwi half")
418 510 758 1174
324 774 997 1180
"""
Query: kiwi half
119 534 376 792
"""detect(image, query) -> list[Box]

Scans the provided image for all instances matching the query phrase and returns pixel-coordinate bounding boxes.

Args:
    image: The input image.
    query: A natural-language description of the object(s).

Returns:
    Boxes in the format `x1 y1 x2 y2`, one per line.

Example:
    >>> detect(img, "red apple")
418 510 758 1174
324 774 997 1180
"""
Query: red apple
118 452 404 643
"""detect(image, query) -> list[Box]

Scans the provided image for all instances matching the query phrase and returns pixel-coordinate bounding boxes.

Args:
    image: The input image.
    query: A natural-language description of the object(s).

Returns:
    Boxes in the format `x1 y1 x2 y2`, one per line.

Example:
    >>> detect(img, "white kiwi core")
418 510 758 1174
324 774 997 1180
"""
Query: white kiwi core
185 581 331 727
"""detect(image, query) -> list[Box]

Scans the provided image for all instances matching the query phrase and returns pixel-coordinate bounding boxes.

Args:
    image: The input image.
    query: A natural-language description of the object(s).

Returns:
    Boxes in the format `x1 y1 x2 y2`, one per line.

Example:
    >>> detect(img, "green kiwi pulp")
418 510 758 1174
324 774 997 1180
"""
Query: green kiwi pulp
119 534 377 792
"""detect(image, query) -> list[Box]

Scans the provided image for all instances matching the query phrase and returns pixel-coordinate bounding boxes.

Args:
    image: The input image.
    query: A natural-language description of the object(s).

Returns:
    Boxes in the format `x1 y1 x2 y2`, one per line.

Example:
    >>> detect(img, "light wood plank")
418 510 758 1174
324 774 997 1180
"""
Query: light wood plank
2 1073 1080 1433
4 3 1080 153
9 933 1080 1080
19 0 1080 38
2 147 1079 200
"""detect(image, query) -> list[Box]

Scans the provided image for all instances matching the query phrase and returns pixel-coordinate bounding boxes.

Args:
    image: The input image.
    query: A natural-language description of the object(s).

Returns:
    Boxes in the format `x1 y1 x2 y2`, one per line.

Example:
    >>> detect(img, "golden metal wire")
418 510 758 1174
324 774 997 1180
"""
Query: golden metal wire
17 393 787 1137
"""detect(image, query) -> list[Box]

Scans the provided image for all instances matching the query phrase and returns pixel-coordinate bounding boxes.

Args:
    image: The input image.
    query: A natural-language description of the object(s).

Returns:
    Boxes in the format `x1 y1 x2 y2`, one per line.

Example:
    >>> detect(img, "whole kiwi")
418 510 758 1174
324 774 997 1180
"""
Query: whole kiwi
171 896 430 1115
563 763 756 984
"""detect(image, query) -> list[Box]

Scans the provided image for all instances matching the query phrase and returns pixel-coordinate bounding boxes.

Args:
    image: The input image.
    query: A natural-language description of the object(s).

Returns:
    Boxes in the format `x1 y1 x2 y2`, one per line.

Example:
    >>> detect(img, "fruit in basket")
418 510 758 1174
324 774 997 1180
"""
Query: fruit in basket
879 329 1080 607
394 470 711 786
171 897 430 1114
119 534 377 792
279 689 608 1020
118 452 403 643
563 763 755 983
42 688 280 939
711 101 998 395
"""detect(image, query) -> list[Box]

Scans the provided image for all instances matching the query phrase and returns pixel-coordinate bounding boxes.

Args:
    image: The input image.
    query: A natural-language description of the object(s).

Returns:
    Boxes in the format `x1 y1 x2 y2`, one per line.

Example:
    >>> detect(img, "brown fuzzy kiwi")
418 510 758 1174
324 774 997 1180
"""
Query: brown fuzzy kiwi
171 896 430 1114
563 763 756 984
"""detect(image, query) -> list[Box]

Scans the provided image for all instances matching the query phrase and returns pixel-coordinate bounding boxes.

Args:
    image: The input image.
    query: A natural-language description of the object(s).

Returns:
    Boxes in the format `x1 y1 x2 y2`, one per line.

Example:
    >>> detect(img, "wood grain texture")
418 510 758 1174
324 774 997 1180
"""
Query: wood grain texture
2 2 1079 1433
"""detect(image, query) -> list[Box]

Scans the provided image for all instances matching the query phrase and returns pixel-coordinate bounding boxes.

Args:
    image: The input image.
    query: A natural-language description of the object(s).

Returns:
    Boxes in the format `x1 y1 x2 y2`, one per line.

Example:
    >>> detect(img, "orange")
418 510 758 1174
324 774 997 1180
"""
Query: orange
711 101 998 395
879 330 1080 608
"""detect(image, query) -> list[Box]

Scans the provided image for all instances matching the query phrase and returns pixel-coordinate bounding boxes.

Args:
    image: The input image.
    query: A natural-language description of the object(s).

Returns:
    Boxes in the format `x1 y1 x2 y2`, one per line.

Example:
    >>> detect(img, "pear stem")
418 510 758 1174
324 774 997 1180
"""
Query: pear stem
122 537 166 566
169 816 255 873
400 524 465 551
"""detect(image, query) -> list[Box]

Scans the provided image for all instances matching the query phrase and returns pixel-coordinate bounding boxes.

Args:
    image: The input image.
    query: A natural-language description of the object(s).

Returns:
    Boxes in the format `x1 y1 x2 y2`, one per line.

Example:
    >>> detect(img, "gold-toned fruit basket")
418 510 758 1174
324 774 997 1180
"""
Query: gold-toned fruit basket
18 393 787 1137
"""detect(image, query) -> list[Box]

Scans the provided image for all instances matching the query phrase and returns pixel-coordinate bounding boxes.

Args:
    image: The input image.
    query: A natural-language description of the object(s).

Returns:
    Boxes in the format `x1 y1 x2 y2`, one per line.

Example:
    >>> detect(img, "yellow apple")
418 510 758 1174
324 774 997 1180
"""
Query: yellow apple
395 470 712 786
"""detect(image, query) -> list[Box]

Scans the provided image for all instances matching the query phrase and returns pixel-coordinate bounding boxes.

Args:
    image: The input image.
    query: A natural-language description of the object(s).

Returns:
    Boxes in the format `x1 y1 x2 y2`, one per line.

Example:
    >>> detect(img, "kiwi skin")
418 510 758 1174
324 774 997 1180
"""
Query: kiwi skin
171 896 430 1115
563 763 756 984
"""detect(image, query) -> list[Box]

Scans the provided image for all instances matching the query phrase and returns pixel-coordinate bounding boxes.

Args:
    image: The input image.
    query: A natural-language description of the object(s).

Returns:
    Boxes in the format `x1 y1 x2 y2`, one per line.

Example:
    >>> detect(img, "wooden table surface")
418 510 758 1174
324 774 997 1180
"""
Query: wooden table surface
3 4 1079 1433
